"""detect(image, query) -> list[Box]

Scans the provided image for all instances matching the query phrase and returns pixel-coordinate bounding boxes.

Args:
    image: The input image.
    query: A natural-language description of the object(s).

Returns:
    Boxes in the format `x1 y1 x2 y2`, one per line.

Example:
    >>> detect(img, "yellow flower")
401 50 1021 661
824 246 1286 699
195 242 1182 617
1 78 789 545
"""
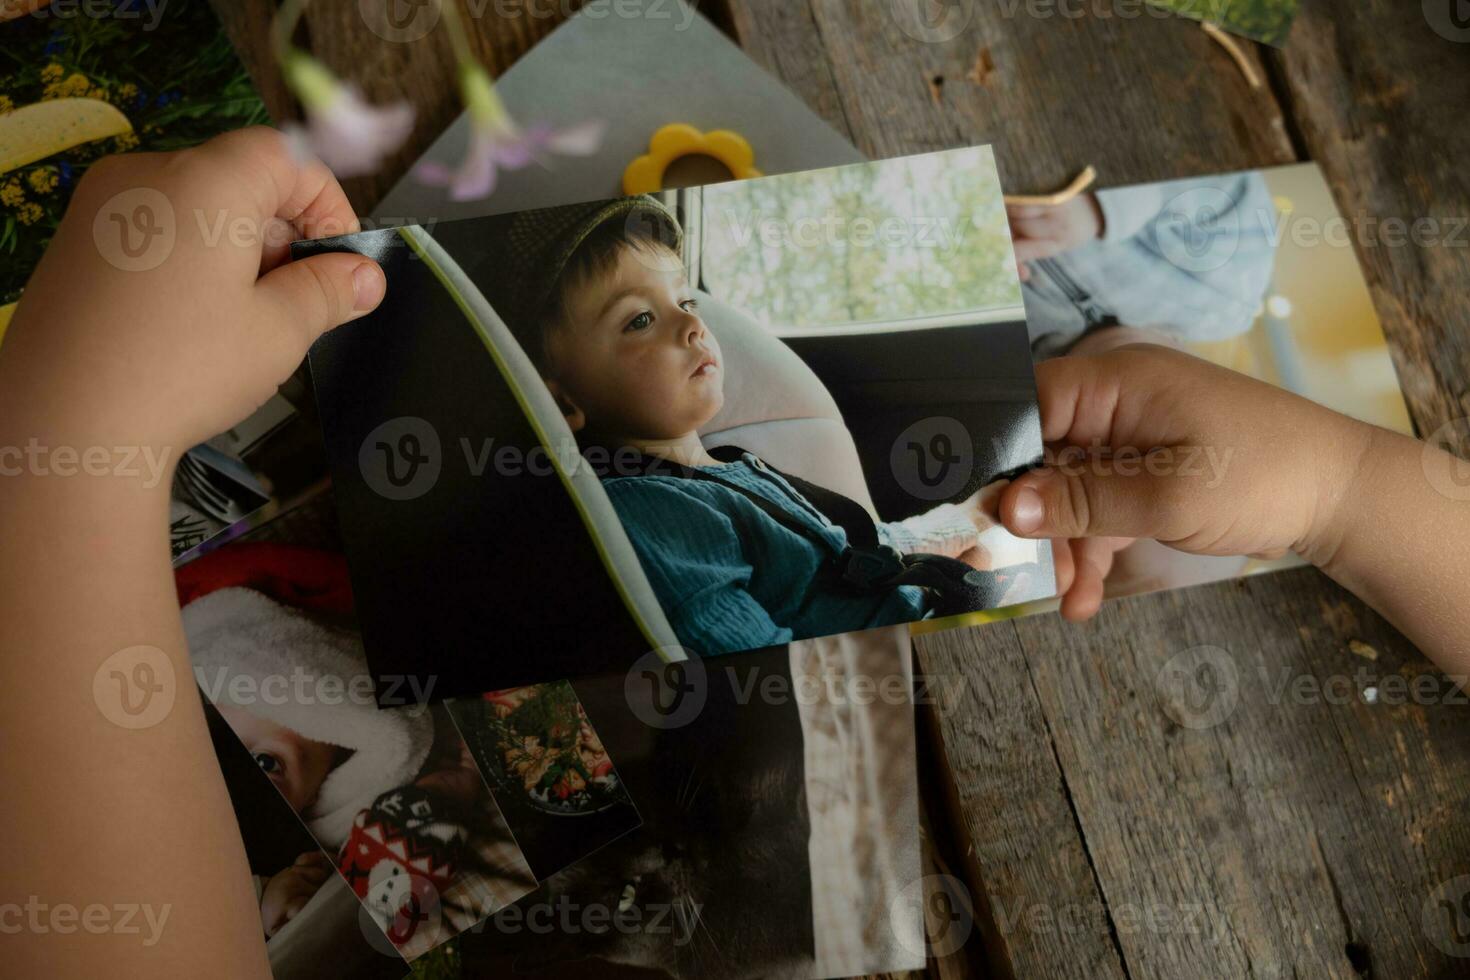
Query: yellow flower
113 131 139 152
44 73 93 100
26 169 58 195
16 202 45 225
0 180 24 208
40 63 64 83
117 83 139 102
0 95 13 115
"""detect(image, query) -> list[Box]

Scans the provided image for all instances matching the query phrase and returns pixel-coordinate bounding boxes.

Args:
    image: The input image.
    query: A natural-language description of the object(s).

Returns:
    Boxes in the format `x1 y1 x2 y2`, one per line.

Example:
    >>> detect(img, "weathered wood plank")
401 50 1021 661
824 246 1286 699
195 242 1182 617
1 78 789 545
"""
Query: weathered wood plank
1266 0 1470 437
915 626 1129 979
729 0 1295 187
1013 567 1470 978
722 0 858 142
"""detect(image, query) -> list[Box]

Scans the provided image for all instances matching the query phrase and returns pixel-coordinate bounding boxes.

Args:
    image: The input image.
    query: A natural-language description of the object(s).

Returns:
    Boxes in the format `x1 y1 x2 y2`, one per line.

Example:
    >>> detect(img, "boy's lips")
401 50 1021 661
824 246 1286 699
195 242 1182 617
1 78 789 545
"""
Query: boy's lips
690 355 718 378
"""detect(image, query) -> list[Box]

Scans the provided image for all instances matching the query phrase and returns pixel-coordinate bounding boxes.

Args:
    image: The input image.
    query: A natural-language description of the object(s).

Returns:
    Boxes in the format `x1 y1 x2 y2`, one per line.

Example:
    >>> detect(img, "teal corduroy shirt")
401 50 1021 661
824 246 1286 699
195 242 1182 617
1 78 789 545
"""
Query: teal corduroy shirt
603 454 927 656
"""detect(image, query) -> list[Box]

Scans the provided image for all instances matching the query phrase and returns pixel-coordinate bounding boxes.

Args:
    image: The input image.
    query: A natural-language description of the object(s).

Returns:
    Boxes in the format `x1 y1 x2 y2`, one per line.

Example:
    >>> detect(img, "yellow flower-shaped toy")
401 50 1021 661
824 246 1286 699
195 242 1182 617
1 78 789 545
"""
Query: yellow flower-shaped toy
622 123 761 195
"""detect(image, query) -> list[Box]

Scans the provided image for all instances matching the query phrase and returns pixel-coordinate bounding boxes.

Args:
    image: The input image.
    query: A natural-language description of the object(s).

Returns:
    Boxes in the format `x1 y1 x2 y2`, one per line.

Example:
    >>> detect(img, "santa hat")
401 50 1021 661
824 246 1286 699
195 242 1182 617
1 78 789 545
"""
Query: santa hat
178 544 434 849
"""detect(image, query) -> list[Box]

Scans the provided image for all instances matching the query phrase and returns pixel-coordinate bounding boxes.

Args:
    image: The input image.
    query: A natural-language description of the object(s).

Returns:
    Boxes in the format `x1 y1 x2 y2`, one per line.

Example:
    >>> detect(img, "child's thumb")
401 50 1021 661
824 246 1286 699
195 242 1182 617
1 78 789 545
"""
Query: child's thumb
256 253 386 350
1000 465 1163 542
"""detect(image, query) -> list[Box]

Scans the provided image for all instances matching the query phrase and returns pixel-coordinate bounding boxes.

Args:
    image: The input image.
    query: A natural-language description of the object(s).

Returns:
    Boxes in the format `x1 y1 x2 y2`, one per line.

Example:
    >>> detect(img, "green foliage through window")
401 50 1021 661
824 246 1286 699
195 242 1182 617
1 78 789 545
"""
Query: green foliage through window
699 146 1023 332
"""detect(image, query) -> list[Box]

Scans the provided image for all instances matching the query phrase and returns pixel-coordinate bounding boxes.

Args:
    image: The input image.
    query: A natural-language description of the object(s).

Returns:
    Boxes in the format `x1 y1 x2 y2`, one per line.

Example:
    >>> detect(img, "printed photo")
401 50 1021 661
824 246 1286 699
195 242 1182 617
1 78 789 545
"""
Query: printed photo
305 145 1055 696
451 626 925 980
446 681 644 885
1146 0 1299 45
175 501 641 961
203 694 408 980
0 0 269 308
921 160 1415 632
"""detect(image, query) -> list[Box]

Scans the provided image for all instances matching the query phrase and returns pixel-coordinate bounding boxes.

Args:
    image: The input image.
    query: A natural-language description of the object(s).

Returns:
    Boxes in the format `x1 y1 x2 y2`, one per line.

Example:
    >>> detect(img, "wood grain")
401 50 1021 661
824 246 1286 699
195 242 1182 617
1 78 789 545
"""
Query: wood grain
726 0 1296 189
1267 0 1470 439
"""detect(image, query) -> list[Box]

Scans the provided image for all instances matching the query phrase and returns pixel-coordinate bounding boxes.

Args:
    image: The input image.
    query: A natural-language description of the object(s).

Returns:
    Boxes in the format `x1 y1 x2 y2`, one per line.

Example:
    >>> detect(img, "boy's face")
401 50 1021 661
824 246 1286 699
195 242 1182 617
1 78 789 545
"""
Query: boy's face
544 243 723 444
218 704 343 814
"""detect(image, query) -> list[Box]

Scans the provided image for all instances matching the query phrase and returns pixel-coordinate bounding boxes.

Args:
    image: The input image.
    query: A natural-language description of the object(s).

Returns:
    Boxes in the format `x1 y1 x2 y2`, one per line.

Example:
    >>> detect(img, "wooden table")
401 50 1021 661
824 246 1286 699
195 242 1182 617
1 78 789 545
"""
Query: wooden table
216 2 1470 976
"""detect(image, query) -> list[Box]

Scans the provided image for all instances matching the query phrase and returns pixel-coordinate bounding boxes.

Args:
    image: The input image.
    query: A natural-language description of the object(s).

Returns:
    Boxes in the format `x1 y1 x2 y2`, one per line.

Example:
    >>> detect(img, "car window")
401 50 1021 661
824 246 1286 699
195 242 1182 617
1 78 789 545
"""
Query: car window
698 145 1023 336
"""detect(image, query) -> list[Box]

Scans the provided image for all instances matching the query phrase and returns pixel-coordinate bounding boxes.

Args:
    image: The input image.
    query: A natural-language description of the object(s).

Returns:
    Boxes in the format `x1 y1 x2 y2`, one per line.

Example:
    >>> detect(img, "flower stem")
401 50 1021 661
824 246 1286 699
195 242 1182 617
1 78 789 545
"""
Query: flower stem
436 0 479 69
271 0 309 66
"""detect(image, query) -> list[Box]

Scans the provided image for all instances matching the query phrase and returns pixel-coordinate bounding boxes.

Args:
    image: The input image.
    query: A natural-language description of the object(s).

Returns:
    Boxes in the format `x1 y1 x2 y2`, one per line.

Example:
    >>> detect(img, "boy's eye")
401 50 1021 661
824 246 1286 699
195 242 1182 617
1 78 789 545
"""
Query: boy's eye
624 312 653 333
680 298 698 312
254 752 283 777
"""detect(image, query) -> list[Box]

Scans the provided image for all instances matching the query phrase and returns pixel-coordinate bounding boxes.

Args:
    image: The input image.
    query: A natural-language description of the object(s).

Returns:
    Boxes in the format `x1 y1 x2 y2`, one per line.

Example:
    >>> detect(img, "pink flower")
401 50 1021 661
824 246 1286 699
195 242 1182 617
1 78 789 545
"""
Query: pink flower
281 54 414 179
415 66 603 201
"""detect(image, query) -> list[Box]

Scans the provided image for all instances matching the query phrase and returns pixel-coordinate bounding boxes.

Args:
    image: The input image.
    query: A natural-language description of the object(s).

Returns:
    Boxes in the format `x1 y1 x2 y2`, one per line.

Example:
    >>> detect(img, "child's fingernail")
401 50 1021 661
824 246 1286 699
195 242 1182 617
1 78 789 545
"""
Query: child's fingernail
1011 485 1045 534
353 262 386 311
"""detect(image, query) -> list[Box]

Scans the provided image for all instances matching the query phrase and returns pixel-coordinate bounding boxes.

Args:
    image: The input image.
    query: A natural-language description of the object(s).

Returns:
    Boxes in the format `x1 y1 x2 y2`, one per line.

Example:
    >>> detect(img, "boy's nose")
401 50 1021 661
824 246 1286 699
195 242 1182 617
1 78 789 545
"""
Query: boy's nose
679 311 708 346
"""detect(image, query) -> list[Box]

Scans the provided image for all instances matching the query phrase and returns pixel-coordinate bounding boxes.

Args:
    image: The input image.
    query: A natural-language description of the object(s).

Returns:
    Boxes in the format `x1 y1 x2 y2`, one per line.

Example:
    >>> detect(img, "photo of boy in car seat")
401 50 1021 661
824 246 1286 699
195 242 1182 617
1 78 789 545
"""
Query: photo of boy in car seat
306 145 1053 692
476 194 1041 655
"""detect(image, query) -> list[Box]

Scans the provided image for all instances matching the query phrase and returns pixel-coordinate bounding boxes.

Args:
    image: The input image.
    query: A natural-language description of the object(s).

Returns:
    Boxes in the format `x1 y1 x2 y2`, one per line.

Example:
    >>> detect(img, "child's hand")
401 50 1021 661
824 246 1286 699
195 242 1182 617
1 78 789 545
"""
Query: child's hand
259 850 334 938
0 126 385 467
951 479 1004 570
1006 192 1103 281
998 346 1371 620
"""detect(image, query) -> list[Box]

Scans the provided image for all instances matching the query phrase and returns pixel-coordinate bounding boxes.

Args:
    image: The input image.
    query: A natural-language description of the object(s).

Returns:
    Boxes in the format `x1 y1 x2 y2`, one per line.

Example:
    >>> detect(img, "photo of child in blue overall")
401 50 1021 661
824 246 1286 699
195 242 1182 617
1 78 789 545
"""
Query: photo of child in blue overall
481 196 1027 656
